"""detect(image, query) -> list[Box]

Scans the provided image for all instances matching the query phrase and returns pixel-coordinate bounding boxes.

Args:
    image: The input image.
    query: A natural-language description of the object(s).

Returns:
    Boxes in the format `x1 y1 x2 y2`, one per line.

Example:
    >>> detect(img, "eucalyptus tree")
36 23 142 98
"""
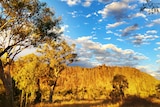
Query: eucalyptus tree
37 39 77 102
110 74 128 102
0 0 61 106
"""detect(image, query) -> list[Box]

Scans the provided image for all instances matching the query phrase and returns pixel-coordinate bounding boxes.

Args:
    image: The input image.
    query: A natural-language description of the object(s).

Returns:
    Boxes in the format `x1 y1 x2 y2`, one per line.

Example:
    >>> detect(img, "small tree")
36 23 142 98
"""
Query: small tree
110 74 128 102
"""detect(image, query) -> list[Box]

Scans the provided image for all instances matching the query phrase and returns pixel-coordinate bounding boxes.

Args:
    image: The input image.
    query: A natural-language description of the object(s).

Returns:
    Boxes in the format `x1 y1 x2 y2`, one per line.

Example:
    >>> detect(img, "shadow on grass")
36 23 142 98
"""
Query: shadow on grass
120 95 160 107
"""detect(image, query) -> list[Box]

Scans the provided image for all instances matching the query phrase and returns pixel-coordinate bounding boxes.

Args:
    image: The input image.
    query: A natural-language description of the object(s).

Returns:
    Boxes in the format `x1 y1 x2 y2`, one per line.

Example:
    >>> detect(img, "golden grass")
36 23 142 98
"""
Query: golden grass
31 96 160 107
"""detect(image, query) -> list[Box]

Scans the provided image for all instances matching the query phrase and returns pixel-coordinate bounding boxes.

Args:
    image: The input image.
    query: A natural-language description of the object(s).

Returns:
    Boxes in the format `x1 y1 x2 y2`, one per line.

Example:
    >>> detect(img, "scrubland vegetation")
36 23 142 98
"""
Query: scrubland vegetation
1 64 160 107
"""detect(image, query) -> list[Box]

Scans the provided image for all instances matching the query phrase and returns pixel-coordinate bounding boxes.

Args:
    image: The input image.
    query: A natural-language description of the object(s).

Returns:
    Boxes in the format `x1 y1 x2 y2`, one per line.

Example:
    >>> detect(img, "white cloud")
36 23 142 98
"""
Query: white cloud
86 14 91 18
61 0 81 6
104 37 111 40
98 19 103 22
157 54 160 58
136 65 151 72
93 37 98 39
132 34 159 45
76 36 92 41
156 42 160 45
66 36 148 67
153 18 160 24
146 30 157 34
156 59 160 63
129 12 147 20
147 18 160 27
114 33 121 37
106 21 126 29
122 24 138 36
139 0 147 3
136 64 160 79
98 0 110 3
98 1 133 20
60 24 69 32
83 0 92 7
117 38 124 42
93 12 98 16
154 47 160 51
106 30 113 34
61 0 93 7
68 11 78 18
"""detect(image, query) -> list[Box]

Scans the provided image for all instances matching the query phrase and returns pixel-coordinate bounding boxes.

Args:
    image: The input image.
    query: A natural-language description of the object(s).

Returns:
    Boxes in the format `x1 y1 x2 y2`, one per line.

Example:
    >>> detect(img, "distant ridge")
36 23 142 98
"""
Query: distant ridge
54 65 160 100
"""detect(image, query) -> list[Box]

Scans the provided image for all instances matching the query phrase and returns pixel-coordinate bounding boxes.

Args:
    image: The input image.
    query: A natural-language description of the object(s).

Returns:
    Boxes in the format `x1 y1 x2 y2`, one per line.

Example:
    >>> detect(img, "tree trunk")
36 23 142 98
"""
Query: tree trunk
0 59 14 107
25 93 28 107
20 90 24 107
49 79 57 103
49 85 54 103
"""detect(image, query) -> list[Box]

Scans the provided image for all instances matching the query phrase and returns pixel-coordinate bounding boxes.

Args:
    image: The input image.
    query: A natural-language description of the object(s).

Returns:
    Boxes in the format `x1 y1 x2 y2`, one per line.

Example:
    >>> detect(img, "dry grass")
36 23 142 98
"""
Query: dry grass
31 96 160 107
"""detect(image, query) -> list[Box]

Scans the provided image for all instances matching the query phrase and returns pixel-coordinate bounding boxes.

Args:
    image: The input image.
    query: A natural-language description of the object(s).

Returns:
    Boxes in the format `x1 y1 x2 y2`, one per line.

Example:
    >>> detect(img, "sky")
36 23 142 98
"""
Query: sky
38 0 160 78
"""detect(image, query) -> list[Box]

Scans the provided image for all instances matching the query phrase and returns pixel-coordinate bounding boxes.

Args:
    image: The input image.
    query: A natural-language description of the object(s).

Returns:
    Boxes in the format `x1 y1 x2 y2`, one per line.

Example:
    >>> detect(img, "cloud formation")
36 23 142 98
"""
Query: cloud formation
61 0 81 6
98 0 111 3
146 30 157 34
122 24 139 36
129 12 147 20
132 34 159 45
98 1 134 20
68 11 78 18
106 21 126 29
83 0 92 7
63 35 148 67
154 42 160 51
147 18 160 27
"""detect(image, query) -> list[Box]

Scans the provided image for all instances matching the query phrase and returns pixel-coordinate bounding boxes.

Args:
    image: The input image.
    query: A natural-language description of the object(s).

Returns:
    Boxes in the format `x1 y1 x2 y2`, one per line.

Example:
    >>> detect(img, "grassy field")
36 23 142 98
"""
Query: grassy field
32 96 160 107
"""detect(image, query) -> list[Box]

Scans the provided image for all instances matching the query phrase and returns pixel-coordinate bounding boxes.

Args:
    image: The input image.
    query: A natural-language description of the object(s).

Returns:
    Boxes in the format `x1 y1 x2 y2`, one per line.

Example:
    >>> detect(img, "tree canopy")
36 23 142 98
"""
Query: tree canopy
0 0 61 60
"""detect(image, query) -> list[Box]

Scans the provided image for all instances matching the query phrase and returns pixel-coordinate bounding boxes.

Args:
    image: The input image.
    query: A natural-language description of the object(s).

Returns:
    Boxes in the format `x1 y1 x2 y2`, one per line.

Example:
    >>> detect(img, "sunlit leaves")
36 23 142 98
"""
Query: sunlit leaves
13 54 40 104
12 39 77 103
0 0 61 59
37 40 77 77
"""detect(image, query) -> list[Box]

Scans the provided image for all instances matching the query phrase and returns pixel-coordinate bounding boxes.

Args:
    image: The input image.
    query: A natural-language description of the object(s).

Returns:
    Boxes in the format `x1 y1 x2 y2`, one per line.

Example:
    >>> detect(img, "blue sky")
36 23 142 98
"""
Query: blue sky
39 0 160 78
